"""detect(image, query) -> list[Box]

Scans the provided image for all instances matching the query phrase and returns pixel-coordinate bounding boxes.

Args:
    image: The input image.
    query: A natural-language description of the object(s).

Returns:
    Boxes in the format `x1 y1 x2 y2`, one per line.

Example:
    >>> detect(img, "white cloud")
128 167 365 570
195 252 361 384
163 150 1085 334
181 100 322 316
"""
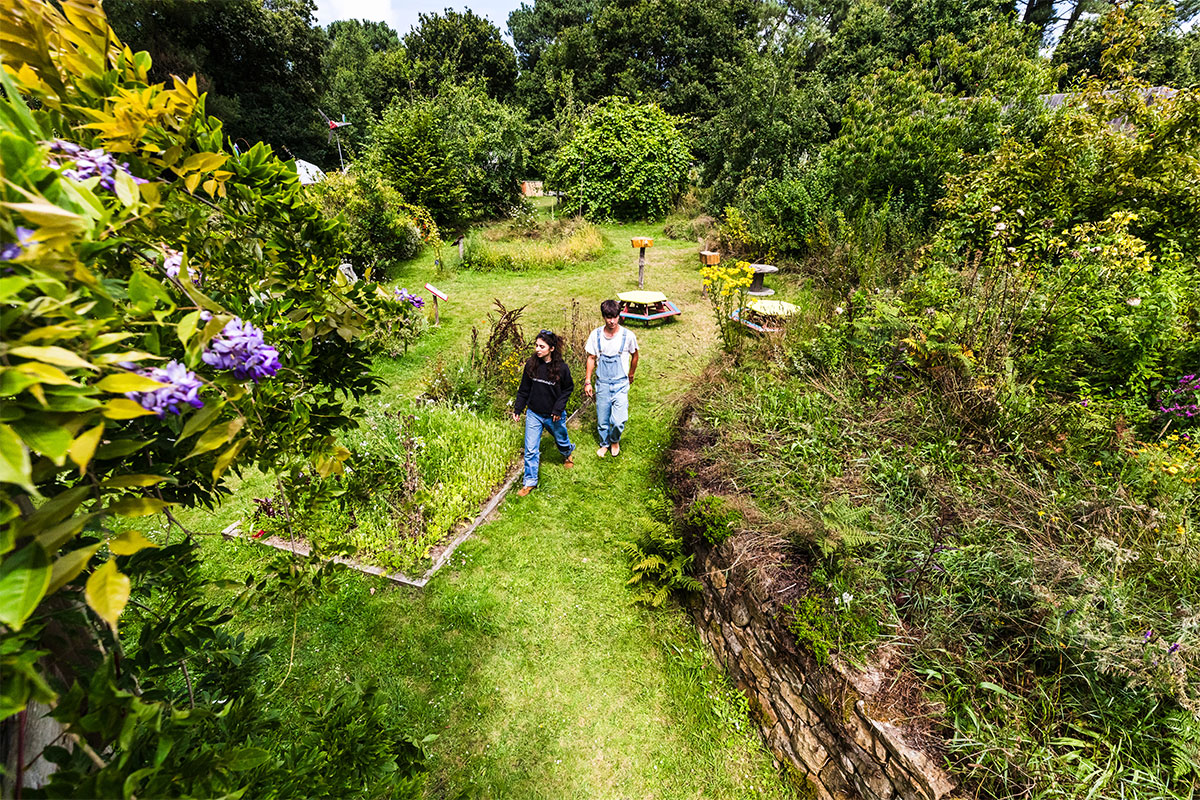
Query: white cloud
312 0 518 39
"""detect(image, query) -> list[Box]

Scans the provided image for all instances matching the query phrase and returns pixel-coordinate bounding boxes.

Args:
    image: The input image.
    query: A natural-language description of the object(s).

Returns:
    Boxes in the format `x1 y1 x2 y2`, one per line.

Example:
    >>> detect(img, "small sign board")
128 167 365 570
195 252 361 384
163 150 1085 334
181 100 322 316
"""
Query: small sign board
630 237 654 249
337 262 358 282
699 250 720 266
424 283 448 301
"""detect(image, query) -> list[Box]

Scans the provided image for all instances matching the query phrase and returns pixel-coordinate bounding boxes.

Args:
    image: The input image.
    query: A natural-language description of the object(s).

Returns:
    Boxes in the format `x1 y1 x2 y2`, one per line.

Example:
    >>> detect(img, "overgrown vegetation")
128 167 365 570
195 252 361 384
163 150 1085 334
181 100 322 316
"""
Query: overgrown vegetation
462 215 604 271
253 403 512 573
674 12 1200 792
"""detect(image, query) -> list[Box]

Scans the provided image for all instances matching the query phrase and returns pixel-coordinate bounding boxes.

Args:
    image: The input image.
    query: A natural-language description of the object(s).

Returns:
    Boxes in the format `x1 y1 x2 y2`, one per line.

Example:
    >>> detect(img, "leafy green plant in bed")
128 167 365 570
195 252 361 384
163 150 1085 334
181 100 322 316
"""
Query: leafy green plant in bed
685 495 741 546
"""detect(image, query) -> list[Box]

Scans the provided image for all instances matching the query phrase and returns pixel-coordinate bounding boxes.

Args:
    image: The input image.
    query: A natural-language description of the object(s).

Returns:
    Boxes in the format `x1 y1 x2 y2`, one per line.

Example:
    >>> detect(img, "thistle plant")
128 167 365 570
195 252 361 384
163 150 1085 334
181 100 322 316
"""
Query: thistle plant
701 260 754 352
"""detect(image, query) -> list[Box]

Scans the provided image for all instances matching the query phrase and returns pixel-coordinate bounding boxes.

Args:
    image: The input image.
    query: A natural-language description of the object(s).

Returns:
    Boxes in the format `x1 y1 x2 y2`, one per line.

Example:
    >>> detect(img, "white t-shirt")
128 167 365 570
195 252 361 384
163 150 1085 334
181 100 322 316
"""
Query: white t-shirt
586 326 638 376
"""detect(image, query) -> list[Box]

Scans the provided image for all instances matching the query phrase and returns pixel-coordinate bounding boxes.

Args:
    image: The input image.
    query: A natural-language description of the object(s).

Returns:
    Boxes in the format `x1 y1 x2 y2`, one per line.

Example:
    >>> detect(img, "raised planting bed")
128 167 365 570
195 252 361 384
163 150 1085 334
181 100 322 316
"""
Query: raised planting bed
242 402 515 580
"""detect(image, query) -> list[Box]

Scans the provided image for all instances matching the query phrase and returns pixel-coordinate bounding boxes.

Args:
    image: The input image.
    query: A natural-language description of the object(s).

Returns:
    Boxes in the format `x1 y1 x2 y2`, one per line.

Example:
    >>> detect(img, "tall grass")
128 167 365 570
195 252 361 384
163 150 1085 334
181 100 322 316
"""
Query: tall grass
462 217 604 271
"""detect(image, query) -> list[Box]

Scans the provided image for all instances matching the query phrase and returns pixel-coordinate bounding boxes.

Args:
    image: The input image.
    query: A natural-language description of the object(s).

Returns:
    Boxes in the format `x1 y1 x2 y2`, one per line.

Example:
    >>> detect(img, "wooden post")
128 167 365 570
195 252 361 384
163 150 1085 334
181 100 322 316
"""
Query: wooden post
631 238 653 289
425 282 448 327
699 251 719 296
457 236 464 260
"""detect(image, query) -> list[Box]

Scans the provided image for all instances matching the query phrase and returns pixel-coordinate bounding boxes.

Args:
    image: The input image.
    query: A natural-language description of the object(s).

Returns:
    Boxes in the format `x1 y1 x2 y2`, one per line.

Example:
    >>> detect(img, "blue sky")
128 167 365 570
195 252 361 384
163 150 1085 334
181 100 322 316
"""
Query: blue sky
313 0 522 41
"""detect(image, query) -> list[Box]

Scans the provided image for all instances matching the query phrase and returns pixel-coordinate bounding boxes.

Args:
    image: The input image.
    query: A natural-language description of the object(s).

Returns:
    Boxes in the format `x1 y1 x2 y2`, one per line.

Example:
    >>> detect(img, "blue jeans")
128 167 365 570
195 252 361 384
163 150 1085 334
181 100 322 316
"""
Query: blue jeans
524 410 575 487
595 379 629 446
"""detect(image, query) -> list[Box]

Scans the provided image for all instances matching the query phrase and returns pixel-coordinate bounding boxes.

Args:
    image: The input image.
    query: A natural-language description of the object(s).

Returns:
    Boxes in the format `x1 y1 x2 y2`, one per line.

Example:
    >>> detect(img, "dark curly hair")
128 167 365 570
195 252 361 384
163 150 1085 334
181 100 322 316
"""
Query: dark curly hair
523 329 565 383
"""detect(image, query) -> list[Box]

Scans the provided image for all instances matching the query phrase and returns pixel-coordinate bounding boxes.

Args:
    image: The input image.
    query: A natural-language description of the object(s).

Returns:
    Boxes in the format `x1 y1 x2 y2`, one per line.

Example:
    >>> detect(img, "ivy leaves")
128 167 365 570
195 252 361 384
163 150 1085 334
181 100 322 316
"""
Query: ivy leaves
550 97 691 221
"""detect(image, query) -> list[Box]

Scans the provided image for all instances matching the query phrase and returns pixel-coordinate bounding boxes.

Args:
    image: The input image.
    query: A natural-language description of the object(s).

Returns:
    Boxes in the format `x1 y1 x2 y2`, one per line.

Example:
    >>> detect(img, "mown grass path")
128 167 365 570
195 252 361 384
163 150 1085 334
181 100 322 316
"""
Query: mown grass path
193 218 796 798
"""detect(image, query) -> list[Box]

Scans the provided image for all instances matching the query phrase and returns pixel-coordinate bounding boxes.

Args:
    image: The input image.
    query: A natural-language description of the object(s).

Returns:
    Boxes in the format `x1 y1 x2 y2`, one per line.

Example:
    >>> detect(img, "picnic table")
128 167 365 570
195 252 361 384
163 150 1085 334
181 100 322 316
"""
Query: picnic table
618 290 681 325
731 298 798 333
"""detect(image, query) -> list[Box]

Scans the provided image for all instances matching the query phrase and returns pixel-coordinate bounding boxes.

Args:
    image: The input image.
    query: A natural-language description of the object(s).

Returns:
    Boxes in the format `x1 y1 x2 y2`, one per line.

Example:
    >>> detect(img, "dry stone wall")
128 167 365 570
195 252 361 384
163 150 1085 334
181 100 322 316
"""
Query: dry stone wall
689 539 959 800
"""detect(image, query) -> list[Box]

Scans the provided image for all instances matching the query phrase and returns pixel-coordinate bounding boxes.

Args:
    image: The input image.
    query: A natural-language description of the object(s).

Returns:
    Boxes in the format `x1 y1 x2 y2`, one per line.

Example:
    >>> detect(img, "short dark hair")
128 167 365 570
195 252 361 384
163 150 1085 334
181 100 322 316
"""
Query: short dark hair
600 299 620 318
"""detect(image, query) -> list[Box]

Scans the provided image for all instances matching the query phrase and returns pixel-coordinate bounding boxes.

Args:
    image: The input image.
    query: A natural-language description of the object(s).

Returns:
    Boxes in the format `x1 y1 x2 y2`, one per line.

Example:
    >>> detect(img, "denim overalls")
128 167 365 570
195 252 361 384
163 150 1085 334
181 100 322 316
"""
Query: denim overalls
593 327 629 446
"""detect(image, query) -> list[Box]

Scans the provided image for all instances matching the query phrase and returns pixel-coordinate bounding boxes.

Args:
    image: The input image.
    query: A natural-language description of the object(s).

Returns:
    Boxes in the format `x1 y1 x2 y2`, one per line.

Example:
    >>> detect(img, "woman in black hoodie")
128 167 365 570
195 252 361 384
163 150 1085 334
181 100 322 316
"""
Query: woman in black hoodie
512 330 575 496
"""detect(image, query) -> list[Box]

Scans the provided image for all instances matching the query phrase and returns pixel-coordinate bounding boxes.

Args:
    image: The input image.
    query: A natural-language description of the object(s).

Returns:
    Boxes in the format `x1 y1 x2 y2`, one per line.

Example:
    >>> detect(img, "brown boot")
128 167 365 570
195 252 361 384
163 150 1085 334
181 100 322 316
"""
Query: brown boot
517 485 534 496
564 455 575 469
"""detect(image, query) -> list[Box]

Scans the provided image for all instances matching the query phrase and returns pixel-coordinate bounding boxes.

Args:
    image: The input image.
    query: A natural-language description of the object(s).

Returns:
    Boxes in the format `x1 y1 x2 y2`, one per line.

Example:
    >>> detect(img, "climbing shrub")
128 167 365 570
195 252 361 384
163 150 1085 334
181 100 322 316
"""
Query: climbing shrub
306 167 424 277
550 97 691 221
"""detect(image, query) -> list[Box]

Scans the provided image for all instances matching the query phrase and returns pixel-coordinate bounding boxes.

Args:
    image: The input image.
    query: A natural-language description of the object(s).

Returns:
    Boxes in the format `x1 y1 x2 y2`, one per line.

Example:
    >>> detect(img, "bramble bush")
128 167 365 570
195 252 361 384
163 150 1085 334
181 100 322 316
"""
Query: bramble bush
550 97 691 221
0 1 426 794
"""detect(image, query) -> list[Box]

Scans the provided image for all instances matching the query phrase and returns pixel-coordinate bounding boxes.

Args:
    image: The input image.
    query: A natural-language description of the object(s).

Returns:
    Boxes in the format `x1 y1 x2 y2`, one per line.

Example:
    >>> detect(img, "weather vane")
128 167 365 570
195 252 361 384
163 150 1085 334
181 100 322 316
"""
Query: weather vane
318 109 353 170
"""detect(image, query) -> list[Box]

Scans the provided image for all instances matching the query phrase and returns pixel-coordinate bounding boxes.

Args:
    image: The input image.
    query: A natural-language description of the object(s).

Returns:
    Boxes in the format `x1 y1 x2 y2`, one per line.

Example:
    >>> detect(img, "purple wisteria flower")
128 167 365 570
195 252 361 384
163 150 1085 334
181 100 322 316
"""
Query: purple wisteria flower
201 317 281 382
1169 642 1182 654
393 287 425 309
163 249 202 285
125 360 205 417
48 139 145 192
0 227 34 261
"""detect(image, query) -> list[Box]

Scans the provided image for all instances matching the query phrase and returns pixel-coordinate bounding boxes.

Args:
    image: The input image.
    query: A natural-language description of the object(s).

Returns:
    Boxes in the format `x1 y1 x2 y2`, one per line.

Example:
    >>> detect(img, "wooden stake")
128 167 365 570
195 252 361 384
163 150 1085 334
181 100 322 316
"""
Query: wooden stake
432 295 440 325
638 247 646 289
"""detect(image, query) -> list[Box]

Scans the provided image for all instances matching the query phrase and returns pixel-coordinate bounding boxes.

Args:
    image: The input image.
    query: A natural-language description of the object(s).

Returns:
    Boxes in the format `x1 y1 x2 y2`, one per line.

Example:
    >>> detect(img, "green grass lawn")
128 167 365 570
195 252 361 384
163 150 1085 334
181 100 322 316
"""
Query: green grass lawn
162 219 798 798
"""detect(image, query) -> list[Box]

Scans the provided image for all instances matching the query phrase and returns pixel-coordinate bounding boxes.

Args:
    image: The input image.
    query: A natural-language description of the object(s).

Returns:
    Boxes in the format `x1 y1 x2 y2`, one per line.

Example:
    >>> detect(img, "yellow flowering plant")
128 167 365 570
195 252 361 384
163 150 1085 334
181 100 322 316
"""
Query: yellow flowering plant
701 260 755 352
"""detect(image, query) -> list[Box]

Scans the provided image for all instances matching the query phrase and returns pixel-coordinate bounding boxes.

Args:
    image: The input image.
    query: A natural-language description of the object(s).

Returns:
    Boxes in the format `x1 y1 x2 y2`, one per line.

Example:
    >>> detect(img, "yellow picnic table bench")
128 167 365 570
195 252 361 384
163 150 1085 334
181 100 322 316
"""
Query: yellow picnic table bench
618 290 681 325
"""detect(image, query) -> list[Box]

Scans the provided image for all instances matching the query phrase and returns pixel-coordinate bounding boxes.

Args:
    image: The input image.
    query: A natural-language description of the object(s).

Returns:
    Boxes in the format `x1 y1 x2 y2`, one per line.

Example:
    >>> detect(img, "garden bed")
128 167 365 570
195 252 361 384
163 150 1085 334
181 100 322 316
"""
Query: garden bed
249 401 515 576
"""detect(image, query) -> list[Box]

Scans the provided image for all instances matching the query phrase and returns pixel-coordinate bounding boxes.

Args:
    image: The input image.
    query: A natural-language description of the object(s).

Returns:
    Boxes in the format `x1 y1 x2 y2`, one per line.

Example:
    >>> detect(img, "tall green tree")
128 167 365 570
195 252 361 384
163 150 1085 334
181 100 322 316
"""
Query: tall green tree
319 19 409 155
366 83 529 224
106 0 330 162
403 9 519 100
508 0 599 71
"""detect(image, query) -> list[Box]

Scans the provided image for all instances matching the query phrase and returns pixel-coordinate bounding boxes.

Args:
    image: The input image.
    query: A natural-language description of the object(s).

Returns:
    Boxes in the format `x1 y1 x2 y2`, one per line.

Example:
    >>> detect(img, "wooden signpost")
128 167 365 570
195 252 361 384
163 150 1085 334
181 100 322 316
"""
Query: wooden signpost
631 237 654 288
425 282 448 325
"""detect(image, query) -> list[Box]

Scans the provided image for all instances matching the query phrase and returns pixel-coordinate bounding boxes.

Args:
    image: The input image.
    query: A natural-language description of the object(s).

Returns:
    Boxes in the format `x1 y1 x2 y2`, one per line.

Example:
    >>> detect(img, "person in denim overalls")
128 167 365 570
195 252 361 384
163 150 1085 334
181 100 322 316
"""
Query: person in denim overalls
584 299 639 458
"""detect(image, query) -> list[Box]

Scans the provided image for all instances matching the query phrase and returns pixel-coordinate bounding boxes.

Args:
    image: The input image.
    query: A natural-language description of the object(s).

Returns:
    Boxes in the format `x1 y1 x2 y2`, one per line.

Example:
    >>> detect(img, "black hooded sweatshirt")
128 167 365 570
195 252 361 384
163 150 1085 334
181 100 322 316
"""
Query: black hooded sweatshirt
514 359 573 417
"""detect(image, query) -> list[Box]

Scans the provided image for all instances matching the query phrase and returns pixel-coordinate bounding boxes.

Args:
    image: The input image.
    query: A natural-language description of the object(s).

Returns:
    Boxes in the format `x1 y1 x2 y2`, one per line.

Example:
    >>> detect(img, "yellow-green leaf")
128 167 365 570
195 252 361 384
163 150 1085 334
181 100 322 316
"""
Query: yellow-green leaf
0 423 36 495
90 332 135 350
0 542 50 631
176 310 200 345
99 474 167 488
35 513 96 554
106 497 170 518
102 398 156 419
15 362 78 386
179 399 224 440
47 543 101 595
92 350 158 366
95 372 164 393
184 172 201 194
11 418 73 466
68 423 105 472
18 324 83 344
212 436 248 482
85 559 130 629
0 200 86 230
185 417 244 460
181 152 228 173
109 530 158 556
7 346 95 371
